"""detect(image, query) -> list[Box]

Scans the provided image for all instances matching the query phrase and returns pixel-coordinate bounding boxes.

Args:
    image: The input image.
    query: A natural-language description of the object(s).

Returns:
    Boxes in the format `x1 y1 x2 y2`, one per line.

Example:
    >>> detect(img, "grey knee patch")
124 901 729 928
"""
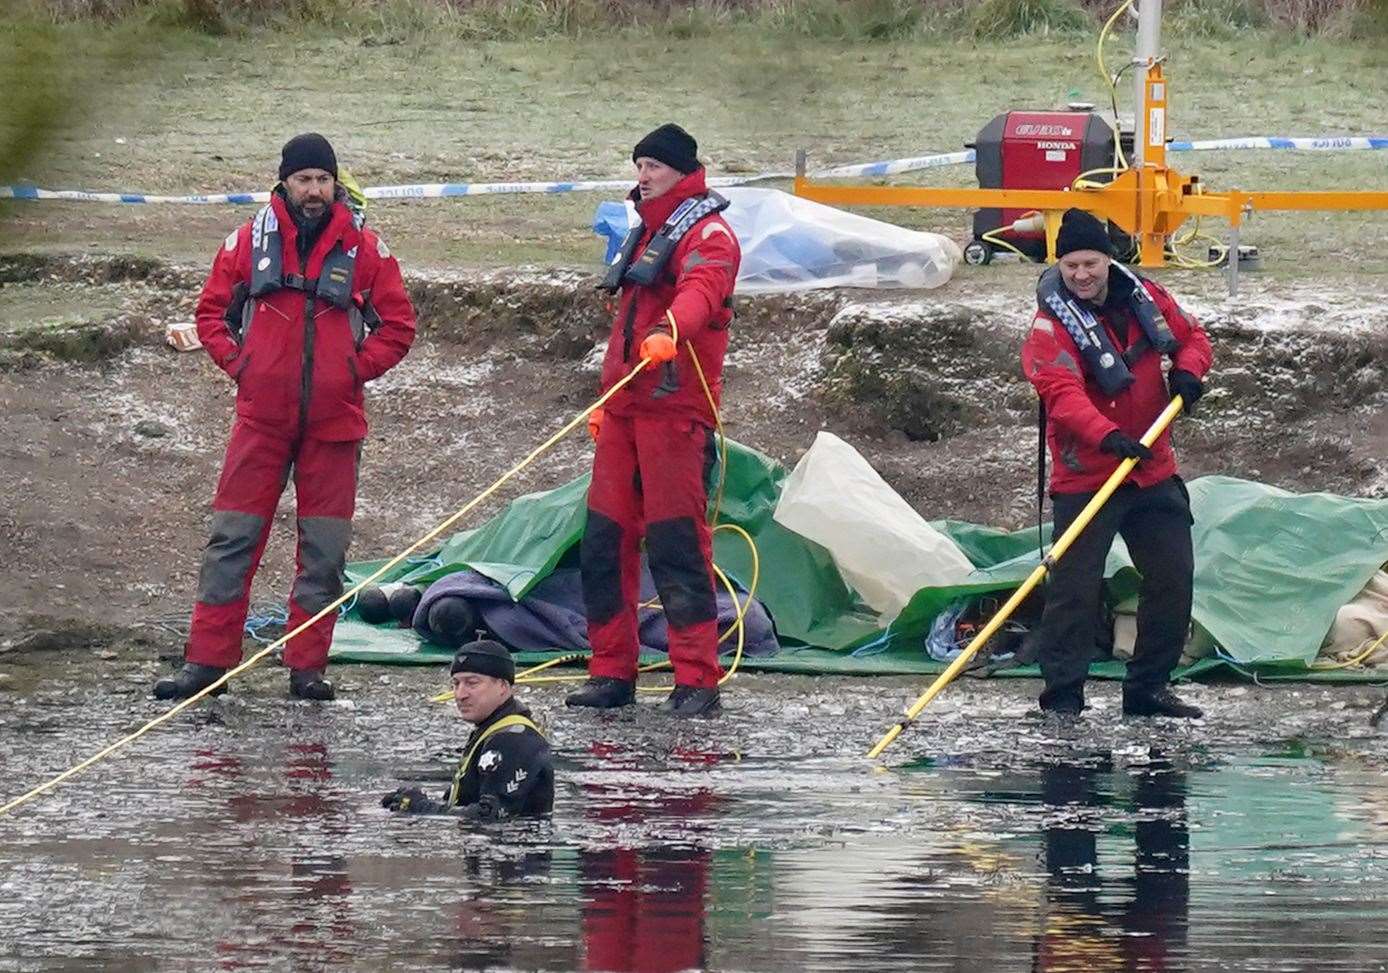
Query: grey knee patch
647 516 716 629
197 510 266 605
580 509 625 624
292 516 352 613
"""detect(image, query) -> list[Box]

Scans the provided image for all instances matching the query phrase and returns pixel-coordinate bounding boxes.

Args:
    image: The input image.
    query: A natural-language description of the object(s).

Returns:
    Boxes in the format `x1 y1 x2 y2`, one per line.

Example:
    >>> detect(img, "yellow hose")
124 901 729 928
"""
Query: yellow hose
1097 0 1136 171
1309 630 1388 671
979 228 1033 261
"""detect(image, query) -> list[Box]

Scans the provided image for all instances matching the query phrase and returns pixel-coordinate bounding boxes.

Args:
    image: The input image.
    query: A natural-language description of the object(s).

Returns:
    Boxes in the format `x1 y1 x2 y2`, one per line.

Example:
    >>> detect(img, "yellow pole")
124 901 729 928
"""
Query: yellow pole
866 397 1185 760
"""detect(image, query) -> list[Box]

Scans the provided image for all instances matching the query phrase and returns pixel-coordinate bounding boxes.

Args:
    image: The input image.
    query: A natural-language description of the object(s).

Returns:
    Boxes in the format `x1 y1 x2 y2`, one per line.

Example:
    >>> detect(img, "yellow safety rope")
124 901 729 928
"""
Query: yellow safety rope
0 354 658 819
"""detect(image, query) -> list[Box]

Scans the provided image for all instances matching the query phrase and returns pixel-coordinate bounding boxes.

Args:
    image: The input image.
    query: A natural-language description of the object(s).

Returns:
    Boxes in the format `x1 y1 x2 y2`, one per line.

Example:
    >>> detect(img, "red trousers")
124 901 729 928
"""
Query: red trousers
186 419 358 671
580 413 720 688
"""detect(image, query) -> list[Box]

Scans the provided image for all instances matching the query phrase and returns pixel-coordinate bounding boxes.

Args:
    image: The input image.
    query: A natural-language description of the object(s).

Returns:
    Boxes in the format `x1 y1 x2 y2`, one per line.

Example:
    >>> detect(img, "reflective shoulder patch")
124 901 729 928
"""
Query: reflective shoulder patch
224 230 238 252
701 222 732 242
1030 314 1054 334
376 235 390 259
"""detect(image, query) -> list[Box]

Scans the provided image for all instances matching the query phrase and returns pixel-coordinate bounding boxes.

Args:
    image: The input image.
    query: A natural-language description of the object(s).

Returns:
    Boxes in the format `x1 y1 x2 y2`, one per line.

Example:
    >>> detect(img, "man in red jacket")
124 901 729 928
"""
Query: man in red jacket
154 133 416 702
566 123 741 718
1021 209 1212 718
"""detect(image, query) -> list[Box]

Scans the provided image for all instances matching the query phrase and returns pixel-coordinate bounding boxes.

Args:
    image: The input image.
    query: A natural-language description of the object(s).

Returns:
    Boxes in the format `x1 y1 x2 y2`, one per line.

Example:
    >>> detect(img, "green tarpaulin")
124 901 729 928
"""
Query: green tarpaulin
333 440 1388 682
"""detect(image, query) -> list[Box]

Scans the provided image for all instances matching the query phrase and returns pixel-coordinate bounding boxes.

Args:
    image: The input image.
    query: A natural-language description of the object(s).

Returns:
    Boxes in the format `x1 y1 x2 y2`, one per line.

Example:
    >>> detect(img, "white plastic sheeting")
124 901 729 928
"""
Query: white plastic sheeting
1319 568 1388 664
772 431 975 623
594 187 961 294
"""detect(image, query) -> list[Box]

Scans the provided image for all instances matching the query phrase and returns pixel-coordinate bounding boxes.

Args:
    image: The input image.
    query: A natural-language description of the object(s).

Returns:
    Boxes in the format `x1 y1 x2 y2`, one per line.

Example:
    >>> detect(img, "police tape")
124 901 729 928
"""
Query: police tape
0 173 785 206
2 136 1384 204
1168 135 1388 152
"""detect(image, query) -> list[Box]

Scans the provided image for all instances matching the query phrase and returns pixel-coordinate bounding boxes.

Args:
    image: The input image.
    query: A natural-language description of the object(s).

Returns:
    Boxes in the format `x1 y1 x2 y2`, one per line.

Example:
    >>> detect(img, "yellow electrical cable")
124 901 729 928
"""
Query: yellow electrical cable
1165 216 1228 269
1072 166 1129 190
1309 630 1388 671
1 355 660 819
979 228 1033 261
1097 0 1136 171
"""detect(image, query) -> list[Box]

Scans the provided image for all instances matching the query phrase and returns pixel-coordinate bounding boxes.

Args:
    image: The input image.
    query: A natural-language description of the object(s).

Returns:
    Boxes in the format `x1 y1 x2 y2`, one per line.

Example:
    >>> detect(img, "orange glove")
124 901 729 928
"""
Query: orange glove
639 330 677 364
587 406 604 443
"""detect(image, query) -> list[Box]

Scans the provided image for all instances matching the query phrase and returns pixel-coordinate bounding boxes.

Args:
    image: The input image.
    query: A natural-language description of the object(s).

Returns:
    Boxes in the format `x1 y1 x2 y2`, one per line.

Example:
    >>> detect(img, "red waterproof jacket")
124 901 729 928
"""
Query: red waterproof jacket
196 192 416 441
1021 275 1212 494
598 168 741 426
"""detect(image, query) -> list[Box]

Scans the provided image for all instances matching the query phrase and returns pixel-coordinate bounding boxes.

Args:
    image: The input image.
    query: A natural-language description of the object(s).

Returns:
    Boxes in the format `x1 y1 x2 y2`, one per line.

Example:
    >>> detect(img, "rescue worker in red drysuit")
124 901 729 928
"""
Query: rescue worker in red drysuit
565 123 741 718
154 133 416 702
1021 209 1212 718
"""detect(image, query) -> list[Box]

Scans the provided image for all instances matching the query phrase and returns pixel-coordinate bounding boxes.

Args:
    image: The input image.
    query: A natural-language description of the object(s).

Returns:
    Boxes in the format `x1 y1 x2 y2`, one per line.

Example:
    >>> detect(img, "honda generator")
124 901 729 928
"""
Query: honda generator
964 107 1132 264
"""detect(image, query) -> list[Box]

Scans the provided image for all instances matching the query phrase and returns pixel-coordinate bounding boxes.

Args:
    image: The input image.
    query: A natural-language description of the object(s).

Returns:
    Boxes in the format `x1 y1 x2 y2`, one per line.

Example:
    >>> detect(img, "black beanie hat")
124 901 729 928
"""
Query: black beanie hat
1055 208 1113 258
632 123 700 175
278 132 338 182
450 638 516 684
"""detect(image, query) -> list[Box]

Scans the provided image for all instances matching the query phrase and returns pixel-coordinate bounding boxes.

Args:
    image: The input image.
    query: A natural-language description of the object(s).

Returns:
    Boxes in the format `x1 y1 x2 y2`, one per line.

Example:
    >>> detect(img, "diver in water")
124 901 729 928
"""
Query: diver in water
381 639 553 819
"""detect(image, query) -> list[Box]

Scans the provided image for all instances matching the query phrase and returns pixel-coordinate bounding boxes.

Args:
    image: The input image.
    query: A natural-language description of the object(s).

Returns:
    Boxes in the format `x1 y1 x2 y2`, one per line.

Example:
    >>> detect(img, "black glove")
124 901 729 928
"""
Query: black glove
1167 369 1204 413
381 786 431 813
1100 431 1154 462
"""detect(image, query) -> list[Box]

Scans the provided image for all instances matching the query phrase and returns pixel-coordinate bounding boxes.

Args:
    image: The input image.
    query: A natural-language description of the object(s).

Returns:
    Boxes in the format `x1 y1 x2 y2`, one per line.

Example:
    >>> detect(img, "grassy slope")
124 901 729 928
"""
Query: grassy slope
1 20 1386 278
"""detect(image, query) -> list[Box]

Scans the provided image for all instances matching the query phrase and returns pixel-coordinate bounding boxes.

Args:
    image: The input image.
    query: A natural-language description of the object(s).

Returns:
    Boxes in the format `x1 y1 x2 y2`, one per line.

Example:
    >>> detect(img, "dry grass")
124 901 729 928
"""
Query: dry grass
16 0 1382 38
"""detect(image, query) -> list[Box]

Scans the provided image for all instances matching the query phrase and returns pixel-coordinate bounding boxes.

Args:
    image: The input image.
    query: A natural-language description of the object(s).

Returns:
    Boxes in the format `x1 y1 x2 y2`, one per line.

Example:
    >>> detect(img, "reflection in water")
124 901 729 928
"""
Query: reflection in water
1034 755 1189 973
581 847 709 973
10 661 1388 971
577 742 719 972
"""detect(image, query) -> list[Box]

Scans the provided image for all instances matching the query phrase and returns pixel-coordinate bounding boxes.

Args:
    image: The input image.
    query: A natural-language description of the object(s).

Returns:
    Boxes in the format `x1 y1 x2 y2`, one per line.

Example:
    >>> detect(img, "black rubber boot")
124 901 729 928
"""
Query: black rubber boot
1038 685 1084 716
1122 687 1202 719
289 668 336 701
565 676 635 709
658 684 721 718
153 663 228 700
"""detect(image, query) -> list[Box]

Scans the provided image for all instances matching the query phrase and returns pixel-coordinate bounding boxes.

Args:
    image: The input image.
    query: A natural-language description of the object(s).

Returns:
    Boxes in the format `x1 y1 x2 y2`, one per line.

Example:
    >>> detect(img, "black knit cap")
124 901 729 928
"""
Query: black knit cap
1055 208 1113 258
632 123 700 174
450 638 515 684
278 132 338 182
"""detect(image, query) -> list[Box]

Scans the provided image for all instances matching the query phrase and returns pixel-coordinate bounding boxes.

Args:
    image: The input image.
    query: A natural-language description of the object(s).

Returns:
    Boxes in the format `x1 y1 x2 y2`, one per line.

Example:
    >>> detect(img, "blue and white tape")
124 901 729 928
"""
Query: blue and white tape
1168 135 1388 152
0 172 786 205
3 135 1383 203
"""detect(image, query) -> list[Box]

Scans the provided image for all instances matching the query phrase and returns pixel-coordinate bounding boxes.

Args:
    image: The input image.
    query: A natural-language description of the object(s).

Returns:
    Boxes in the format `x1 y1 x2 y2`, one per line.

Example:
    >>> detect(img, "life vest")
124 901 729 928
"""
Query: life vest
227 199 380 346
599 191 731 293
445 713 543 808
1035 263 1179 396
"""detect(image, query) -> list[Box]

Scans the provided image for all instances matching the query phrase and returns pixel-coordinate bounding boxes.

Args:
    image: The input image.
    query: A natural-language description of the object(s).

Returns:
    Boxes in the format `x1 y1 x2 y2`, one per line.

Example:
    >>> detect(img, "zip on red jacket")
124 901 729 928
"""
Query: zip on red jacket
1022 274 1212 494
598 168 741 426
195 191 416 441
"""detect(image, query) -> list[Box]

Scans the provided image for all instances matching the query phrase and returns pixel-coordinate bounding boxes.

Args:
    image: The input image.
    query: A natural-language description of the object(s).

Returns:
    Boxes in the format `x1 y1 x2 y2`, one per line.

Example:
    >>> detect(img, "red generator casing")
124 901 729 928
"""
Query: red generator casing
971 110 1116 261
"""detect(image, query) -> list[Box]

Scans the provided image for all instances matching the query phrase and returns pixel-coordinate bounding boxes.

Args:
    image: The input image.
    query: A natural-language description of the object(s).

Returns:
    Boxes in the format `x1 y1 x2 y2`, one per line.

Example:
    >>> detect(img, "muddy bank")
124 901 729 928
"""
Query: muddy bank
0 253 1383 646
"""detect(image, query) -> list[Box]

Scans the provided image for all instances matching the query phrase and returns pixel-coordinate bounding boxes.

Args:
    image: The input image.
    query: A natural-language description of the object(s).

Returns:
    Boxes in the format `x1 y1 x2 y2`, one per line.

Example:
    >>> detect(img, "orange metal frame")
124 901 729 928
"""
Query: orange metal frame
793 62 1388 269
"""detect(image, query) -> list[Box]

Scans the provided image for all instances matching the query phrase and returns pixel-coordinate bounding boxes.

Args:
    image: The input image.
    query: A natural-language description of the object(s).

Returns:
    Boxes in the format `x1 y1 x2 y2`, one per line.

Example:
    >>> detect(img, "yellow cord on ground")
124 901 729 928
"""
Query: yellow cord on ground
1 355 659 819
866 398 1185 760
1309 629 1388 671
